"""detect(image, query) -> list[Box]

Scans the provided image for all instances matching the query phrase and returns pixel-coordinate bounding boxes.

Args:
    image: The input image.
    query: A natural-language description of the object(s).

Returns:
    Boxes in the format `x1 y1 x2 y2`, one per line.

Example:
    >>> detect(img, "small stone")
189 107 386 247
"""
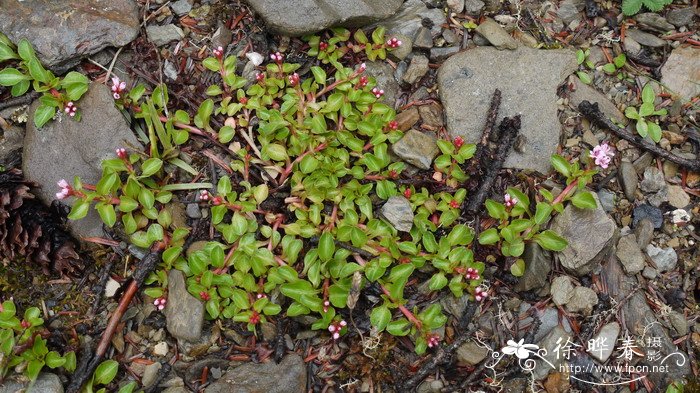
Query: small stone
533 327 570 380
164 60 178 81
475 18 518 50
165 270 204 342
0 126 23 167
589 322 620 362
640 167 666 193
550 276 575 306
387 33 413 61
625 29 666 47
146 24 185 46
413 27 434 50
391 129 439 169
624 37 642 56
582 129 598 147
633 204 663 228
456 341 489 366
105 278 121 298
417 379 444 393
0 373 64 393
394 107 421 131
369 0 446 39
442 29 460 45
142 362 162 387
597 189 615 213
646 244 677 272
380 196 414 232
204 354 306 393
565 286 598 315
171 0 193 15
430 46 460 62
446 0 464 13
464 0 485 15
668 311 688 336
514 243 552 292
616 234 645 274
186 203 202 219
557 0 582 25
667 185 690 208
642 266 657 279
634 218 655 248
153 341 169 356
418 103 444 128
402 55 430 84
667 8 696 27
634 13 675 32
618 161 638 201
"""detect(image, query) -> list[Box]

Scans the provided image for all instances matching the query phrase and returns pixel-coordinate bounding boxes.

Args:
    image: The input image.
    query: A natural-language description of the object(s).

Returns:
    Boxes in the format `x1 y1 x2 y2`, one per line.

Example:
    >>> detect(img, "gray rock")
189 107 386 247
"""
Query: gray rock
165 270 204 342
642 266 657 279
618 161 638 201
634 13 675 32
418 103 444 128
22 84 142 238
394 107 420 131
464 0 485 16
441 29 460 45
142 362 162 388
640 167 665 193
439 47 577 173
440 294 470 319
514 243 552 292
402 55 430 84
413 27 434 50
565 286 598 315
246 0 402 36
533 326 570 380
666 8 696 27
0 0 139 72
391 129 439 169
162 388 190 393
624 36 642 56
528 306 572 342
430 46 460 62
550 193 616 275
171 0 193 15
205 354 306 393
446 0 464 13
550 276 575 306
369 0 446 39
597 189 615 213
164 60 178 81
633 204 663 228
646 244 677 272
146 24 185 46
387 33 413 61
364 61 400 108
0 373 63 393
456 341 489 366
668 311 687 336
475 18 518 50
417 380 444 393
625 29 666 47
0 126 24 168
616 234 645 274
186 203 202 219
667 184 690 208
569 78 628 125
557 0 582 25
380 196 414 232
588 322 620 362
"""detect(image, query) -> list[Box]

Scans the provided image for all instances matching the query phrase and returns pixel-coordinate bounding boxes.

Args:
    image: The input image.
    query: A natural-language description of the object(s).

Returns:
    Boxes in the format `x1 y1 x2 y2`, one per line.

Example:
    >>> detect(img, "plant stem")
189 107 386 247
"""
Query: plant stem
552 179 579 205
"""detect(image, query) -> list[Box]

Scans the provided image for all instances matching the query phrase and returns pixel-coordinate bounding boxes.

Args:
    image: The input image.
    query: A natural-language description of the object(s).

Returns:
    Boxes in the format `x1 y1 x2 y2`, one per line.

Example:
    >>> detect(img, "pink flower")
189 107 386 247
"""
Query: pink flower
64 101 77 117
288 73 300 86
111 77 126 100
116 148 127 159
153 297 167 311
386 37 402 48
371 87 384 99
465 267 480 280
56 179 71 200
504 193 517 208
213 46 224 58
357 75 369 88
200 190 211 201
319 42 328 51
475 286 488 302
589 143 614 169
427 334 441 348
255 72 265 82
270 52 284 63
454 136 464 148
328 320 347 340
358 63 367 73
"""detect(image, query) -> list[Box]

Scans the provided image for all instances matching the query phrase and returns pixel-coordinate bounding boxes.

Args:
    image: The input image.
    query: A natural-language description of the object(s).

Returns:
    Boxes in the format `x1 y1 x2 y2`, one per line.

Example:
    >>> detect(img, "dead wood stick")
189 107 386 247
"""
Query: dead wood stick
402 303 478 391
471 89 502 170
0 91 40 111
578 101 700 172
67 243 164 393
465 116 522 214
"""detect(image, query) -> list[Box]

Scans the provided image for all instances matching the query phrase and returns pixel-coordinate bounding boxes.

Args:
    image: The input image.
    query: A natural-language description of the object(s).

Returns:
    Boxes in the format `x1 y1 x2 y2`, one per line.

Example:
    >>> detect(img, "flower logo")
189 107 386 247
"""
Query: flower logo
502 339 539 360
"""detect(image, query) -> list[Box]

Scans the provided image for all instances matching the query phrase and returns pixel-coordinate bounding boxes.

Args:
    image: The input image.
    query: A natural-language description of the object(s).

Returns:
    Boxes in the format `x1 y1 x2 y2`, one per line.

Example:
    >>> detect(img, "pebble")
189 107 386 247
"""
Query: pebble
186 203 202 219
430 46 460 62
142 362 162 387
456 341 489 366
391 129 439 169
588 322 620 362
667 184 690 208
615 234 645 274
165 270 204 342
146 24 185 46
394 107 420 131
634 13 675 32
640 167 666 193
666 8 696 27
597 189 615 212
413 27 434 50
154 341 169 356
565 286 598 315
446 0 464 13
402 55 430 84
624 37 642 56
442 29 460 45
464 0 485 15
380 196 414 232
475 18 518 50
642 266 657 279
105 278 121 297
551 276 575 306
633 204 663 228
171 0 193 15
618 161 638 201
634 218 655 248
418 102 444 128
625 29 666 47
514 243 552 292
646 244 677 272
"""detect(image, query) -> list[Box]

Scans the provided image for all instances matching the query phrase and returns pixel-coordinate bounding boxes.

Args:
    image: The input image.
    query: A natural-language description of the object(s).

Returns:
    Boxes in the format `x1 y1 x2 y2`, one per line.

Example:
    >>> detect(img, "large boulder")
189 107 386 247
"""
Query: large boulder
438 47 577 174
661 46 700 102
0 0 139 72
22 83 142 238
244 0 403 36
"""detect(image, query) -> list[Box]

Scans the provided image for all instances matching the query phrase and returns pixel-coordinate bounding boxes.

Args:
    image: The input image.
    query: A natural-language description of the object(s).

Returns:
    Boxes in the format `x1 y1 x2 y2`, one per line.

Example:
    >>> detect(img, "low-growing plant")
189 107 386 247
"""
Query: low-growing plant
0 35 89 127
0 300 76 383
622 0 672 16
601 53 627 79
304 26 401 68
625 83 667 143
